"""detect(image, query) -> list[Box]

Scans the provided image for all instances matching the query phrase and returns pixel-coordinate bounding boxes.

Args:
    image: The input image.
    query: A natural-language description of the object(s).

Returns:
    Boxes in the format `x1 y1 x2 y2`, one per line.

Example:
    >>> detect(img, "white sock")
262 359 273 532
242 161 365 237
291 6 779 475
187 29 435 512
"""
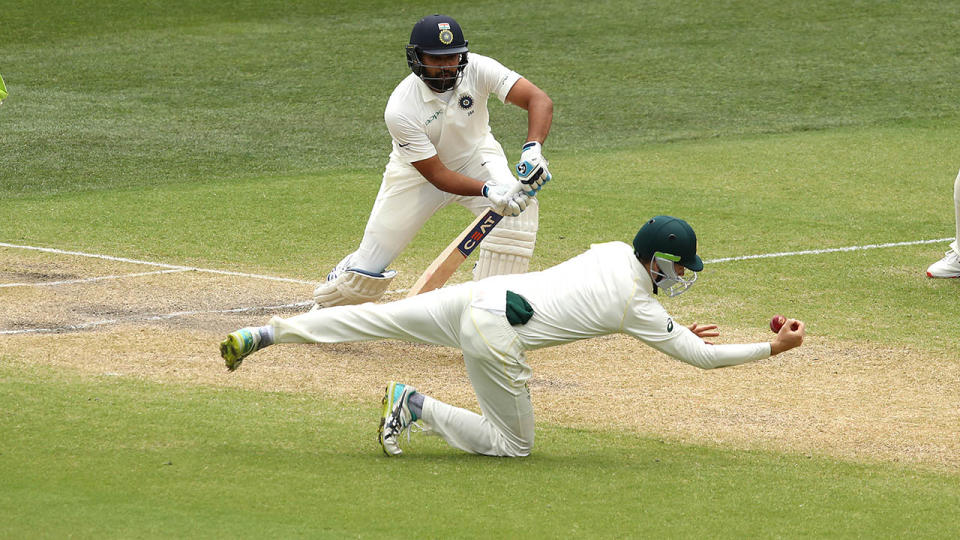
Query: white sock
258 325 275 346
408 391 424 421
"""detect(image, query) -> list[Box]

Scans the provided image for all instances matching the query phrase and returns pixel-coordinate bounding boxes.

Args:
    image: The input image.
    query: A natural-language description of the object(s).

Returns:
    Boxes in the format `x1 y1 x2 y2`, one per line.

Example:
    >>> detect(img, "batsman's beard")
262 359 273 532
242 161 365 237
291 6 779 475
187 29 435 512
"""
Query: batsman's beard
425 72 460 92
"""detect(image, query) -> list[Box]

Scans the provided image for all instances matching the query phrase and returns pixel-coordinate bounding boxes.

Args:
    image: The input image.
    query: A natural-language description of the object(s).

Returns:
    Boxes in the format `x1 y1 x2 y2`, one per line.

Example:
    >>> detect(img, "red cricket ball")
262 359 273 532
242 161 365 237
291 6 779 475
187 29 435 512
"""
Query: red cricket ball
770 315 786 333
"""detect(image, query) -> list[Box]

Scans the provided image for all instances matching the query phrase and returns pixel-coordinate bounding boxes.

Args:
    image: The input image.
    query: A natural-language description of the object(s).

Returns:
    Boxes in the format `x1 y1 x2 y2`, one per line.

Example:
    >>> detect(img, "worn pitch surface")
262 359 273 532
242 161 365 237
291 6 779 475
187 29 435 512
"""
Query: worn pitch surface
3 248 957 471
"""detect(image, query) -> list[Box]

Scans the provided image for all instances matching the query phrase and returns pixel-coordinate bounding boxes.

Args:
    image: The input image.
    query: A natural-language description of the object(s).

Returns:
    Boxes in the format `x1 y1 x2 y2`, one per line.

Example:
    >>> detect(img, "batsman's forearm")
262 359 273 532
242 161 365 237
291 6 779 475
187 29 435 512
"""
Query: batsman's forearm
426 168 486 196
412 156 486 196
505 79 553 143
525 97 553 144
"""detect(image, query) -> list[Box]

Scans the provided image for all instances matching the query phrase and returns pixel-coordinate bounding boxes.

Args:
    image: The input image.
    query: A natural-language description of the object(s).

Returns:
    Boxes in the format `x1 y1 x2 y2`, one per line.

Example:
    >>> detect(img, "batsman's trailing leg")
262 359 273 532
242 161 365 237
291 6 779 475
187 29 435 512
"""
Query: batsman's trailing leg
220 328 262 371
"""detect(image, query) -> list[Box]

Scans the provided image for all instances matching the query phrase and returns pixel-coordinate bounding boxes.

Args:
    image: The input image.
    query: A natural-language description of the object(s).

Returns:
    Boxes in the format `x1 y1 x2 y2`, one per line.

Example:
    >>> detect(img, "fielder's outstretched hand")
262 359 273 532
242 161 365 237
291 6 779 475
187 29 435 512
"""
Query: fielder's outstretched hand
688 323 720 344
770 318 805 355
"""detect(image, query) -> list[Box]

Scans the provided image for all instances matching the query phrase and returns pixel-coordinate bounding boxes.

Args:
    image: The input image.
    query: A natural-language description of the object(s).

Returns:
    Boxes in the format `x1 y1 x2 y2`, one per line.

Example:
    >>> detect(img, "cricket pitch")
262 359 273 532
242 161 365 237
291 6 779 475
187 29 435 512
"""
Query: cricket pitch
2 247 958 471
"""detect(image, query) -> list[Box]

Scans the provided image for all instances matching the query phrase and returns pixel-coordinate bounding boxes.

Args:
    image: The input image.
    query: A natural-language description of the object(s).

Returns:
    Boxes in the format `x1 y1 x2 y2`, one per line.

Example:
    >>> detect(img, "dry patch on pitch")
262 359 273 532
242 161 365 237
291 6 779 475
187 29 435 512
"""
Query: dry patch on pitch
2 248 958 471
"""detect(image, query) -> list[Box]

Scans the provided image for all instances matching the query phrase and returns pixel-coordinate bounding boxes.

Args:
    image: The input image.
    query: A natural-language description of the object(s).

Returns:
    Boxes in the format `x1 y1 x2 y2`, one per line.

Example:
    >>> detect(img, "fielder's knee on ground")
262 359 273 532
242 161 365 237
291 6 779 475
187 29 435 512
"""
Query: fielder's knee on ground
417 306 535 456
422 396 533 457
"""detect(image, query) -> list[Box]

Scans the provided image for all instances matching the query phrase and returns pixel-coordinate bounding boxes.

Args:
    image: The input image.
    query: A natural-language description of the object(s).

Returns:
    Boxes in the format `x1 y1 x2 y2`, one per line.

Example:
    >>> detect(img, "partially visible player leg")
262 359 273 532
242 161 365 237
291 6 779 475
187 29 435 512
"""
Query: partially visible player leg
955 169 960 250
221 326 272 371
926 168 960 278
324 252 355 282
419 307 535 457
279 294 536 457
285 284 469 347
313 269 399 308
378 381 420 456
224 282 470 370
314 175 449 307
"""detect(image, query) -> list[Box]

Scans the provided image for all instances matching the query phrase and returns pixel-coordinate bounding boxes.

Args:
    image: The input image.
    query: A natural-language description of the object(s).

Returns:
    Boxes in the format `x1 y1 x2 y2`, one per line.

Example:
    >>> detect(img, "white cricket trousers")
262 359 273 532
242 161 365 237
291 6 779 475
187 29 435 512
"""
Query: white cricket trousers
952 169 960 255
351 135 531 274
269 284 535 457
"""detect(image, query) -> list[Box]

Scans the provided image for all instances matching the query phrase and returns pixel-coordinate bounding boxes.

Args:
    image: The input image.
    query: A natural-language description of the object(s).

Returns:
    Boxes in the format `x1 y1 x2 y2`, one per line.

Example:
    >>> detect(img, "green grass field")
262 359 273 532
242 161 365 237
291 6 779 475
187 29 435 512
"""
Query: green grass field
3 0 960 537
3 362 957 538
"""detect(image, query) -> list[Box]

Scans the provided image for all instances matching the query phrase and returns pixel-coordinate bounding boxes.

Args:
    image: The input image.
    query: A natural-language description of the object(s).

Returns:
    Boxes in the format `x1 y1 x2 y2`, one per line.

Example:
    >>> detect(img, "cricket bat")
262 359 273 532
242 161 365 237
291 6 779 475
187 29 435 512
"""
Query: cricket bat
406 208 506 297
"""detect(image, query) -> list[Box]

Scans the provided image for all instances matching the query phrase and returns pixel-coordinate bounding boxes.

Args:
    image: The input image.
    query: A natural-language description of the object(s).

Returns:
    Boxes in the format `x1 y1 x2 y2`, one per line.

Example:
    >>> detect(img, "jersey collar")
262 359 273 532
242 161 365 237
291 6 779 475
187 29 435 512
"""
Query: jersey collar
416 76 445 103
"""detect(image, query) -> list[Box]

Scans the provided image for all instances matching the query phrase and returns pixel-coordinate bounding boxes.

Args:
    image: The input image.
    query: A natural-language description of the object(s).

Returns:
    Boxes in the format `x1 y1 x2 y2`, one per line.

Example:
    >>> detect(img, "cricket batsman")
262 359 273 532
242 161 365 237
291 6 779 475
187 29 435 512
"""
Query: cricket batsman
221 216 807 458
312 14 554 308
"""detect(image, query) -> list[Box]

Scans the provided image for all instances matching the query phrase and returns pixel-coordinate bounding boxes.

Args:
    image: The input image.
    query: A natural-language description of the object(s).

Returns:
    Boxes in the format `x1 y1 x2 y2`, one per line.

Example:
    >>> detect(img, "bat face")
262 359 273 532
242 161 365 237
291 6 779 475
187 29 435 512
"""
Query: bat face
457 213 503 257
407 208 507 297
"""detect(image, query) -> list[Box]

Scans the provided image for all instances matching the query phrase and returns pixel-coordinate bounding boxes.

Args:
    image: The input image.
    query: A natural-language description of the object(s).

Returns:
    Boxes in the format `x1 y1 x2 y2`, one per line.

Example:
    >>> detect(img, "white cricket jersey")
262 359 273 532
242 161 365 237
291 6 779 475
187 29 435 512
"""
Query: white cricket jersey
384 54 522 173
473 242 772 369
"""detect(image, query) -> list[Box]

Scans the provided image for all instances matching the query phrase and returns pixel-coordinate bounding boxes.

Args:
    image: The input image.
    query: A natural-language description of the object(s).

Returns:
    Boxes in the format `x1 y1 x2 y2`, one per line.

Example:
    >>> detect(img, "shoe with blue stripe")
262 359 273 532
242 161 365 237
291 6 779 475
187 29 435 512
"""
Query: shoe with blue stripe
220 328 262 372
378 382 418 456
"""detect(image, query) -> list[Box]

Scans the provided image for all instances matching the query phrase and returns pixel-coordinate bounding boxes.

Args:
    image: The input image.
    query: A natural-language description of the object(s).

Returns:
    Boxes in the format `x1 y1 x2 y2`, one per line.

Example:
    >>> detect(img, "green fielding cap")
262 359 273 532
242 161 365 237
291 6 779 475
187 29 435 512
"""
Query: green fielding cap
0 73 7 101
632 215 704 271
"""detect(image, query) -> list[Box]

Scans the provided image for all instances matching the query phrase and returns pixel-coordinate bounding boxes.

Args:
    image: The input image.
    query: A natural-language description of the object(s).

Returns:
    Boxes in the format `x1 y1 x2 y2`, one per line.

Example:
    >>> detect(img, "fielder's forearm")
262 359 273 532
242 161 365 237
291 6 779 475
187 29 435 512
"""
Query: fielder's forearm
647 327 771 370
693 342 772 369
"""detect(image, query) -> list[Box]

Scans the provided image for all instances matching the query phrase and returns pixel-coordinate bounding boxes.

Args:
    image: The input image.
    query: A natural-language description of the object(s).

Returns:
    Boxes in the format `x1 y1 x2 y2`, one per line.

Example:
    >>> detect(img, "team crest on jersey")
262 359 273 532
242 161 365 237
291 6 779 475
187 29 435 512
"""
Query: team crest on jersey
458 94 474 110
666 318 674 333
439 29 454 44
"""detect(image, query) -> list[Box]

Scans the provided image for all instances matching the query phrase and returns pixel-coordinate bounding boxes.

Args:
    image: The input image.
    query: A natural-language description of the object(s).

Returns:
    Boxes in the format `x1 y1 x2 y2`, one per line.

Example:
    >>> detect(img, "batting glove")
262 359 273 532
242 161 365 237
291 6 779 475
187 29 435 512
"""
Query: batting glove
515 141 551 195
482 181 526 217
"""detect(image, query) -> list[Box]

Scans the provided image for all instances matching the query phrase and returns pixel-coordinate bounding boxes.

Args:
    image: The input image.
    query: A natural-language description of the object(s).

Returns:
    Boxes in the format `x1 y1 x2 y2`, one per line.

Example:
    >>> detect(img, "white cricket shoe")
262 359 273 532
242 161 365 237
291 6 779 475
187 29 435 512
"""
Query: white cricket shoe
326 252 354 282
311 253 355 311
926 250 960 278
378 382 418 456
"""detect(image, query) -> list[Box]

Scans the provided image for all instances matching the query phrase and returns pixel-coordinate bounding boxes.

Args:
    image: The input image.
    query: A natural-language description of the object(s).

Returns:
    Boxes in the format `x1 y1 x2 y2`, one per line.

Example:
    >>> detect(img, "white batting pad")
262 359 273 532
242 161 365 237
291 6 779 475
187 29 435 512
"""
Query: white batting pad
313 269 398 308
473 199 538 280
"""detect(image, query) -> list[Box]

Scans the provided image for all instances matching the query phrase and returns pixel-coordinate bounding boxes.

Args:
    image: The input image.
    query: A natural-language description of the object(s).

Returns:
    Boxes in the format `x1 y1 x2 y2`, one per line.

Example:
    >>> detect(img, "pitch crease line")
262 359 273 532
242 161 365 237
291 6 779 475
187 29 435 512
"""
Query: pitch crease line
1 237 951 291
0 301 315 335
0 242 315 285
0 269 191 288
704 238 952 264
0 237 951 335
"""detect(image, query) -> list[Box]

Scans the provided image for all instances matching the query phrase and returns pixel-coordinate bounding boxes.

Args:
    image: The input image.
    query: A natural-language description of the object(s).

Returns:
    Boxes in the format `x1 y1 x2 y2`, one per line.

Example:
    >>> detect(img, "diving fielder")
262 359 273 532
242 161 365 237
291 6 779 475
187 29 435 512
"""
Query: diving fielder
312 14 554 308
221 216 807 458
